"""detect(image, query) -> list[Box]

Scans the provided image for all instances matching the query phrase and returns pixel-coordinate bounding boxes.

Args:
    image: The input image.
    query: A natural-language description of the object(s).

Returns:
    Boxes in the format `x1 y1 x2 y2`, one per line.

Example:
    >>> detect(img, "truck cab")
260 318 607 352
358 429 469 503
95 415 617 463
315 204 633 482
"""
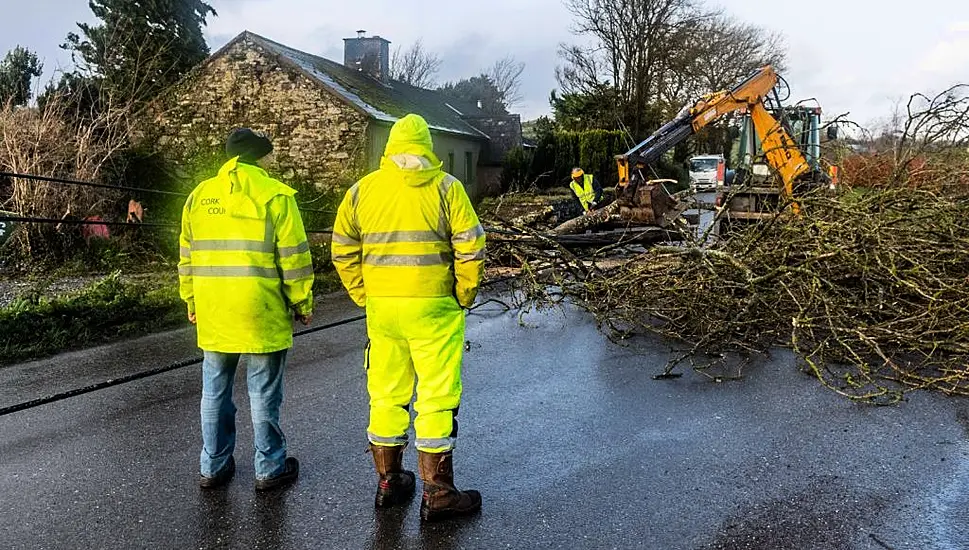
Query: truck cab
688 155 726 193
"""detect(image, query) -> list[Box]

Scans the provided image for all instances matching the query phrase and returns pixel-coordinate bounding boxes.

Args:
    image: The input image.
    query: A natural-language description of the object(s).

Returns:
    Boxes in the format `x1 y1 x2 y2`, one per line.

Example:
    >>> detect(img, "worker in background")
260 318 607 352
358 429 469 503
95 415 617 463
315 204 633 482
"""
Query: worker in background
178 128 315 491
332 114 486 521
570 167 603 214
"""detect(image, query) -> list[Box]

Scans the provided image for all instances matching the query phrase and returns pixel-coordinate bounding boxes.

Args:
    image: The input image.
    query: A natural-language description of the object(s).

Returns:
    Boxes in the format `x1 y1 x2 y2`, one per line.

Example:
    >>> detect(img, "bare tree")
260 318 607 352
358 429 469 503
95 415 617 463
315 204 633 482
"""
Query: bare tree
557 0 788 137
559 0 716 135
890 85 969 186
555 43 608 98
846 86 969 191
488 56 525 110
660 15 787 105
390 40 442 89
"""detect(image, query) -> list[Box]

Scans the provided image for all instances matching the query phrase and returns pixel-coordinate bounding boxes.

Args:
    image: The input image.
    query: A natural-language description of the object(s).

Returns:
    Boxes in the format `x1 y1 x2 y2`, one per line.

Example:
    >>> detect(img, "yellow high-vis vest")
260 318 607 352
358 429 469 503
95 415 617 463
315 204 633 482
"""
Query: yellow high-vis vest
331 116 486 309
178 158 314 353
570 174 597 211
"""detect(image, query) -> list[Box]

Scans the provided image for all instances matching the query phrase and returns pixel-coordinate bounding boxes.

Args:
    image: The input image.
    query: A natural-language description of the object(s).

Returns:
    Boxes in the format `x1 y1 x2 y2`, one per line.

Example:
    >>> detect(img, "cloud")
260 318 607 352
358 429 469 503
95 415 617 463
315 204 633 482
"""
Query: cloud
919 24 969 75
948 21 969 33
204 0 572 119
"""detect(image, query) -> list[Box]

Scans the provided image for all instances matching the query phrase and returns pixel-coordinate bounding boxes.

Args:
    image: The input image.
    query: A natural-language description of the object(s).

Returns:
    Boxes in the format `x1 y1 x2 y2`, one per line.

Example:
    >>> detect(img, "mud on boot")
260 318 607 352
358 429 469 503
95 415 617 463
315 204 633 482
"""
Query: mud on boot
371 444 416 508
418 450 481 521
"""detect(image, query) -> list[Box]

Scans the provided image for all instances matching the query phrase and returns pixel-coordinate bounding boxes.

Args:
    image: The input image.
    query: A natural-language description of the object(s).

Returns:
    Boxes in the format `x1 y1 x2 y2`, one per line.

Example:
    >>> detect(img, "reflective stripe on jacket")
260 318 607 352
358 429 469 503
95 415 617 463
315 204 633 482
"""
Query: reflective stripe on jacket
331 114 486 308
570 174 597 211
178 157 314 353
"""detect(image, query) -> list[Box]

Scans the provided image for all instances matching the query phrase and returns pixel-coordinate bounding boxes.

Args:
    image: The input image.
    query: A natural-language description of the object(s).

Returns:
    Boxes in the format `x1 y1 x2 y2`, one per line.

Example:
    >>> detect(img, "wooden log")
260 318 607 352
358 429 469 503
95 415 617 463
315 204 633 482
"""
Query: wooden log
510 205 555 226
551 202 620 235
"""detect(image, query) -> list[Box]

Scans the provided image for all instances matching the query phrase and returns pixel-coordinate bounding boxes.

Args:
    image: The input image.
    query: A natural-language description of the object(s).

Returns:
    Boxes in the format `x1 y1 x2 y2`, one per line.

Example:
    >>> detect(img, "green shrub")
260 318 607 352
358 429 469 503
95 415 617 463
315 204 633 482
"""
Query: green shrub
0 271 184 364
500 146 533 192
522 129 691 191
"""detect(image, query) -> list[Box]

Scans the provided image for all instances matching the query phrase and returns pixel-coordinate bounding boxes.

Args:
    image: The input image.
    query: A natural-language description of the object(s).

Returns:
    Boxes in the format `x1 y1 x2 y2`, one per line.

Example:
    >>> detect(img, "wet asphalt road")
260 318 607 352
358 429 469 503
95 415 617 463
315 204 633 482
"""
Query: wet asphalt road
685 191 719 242
2 291 969 549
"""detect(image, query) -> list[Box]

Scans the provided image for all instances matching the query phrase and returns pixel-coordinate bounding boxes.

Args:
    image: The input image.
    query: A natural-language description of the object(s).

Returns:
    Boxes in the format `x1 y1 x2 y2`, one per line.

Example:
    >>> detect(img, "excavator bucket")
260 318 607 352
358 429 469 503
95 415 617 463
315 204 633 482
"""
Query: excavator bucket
617 179 687 227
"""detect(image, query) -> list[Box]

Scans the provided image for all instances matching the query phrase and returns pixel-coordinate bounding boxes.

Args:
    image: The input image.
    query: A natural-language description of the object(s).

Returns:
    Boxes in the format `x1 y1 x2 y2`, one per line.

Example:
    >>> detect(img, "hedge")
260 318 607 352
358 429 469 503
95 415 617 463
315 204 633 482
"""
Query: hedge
503 129 688 192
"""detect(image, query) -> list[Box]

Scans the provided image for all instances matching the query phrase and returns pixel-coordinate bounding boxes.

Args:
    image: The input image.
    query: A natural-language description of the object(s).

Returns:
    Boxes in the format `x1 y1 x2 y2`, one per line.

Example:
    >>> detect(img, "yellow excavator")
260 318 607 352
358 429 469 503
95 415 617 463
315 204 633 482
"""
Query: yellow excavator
614 65 832 226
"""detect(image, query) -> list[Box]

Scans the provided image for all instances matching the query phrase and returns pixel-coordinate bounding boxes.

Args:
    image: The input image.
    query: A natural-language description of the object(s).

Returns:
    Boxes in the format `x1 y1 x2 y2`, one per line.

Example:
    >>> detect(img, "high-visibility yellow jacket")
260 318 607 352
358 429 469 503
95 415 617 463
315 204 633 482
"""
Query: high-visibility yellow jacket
570 174 599 211
178 157 314 353
331 114 486 308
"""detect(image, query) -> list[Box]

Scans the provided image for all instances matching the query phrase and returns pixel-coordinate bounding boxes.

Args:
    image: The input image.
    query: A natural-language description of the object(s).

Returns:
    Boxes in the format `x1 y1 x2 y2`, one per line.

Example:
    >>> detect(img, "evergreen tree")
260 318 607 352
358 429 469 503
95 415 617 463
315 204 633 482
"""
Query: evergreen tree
439 75 509 116
0 46 43 107
63 0 216 102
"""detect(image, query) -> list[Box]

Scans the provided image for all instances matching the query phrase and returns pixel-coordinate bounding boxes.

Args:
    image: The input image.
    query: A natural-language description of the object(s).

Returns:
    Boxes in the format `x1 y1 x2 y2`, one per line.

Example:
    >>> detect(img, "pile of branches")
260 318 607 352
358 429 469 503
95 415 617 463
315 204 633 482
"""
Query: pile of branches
495 186 969 403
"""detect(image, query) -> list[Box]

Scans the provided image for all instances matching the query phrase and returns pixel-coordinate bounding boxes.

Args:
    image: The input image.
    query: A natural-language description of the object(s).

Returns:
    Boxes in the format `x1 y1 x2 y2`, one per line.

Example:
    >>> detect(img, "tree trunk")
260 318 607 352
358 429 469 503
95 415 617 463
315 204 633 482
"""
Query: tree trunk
552 202 620 235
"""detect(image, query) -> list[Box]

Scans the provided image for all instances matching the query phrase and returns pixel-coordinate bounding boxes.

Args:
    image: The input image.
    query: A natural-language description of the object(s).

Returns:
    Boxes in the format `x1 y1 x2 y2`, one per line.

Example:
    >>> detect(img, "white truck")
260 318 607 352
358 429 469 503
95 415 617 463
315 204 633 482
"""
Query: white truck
688 154 725 192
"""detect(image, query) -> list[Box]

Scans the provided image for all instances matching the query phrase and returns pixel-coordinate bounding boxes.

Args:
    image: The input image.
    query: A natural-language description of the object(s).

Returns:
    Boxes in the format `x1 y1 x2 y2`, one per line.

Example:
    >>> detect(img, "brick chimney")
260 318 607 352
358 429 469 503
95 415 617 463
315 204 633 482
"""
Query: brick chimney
343 30 391 83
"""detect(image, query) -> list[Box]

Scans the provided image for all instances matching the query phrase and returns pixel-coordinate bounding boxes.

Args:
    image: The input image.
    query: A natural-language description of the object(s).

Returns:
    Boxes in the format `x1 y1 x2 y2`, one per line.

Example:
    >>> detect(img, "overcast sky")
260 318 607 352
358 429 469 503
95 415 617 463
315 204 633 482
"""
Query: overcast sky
2 0 967 129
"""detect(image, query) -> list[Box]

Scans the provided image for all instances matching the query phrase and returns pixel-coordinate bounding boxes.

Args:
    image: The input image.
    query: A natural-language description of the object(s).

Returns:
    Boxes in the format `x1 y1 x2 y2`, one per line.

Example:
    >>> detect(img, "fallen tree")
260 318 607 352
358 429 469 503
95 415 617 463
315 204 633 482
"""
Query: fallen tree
552 202 619 234
492 186 969 404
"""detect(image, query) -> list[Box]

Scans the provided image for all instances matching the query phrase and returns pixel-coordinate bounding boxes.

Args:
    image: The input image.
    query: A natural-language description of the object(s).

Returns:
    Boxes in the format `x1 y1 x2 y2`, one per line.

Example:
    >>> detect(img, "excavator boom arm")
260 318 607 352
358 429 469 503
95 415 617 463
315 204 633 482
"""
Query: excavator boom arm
616 65 810 196
748 102 810 197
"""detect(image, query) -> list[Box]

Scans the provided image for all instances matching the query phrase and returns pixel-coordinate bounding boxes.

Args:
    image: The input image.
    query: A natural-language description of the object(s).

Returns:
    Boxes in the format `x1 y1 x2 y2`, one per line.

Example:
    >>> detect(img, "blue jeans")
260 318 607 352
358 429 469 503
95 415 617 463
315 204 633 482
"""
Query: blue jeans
200 350 289 479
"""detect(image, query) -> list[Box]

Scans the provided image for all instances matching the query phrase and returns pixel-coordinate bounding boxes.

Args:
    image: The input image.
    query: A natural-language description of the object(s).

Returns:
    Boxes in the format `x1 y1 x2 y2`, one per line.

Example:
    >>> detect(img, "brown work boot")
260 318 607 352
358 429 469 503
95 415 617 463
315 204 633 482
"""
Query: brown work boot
418 450 482 521
371 444 416 508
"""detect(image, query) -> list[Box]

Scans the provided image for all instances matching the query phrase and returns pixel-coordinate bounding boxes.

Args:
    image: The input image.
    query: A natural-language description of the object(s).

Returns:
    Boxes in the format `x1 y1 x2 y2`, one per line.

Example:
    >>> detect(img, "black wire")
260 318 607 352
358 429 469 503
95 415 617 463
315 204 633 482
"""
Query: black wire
0 276 514 417
0 215 179 229
0 171 188 197
0 355 205 417
0 171 337 214
0 315 367 417
298 208 338 215
293 314 366 337
0 215 333 235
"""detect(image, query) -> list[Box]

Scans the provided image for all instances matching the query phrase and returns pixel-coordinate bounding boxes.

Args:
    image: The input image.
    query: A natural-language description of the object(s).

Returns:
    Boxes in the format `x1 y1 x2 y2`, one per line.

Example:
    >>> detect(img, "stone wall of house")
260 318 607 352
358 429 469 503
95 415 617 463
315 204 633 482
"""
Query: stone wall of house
147 36 370 194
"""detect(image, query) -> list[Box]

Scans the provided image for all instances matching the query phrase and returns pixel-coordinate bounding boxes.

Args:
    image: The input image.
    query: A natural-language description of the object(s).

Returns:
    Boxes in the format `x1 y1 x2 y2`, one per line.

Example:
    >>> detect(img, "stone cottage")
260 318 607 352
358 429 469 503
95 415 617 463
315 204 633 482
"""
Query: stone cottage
149 30 524 201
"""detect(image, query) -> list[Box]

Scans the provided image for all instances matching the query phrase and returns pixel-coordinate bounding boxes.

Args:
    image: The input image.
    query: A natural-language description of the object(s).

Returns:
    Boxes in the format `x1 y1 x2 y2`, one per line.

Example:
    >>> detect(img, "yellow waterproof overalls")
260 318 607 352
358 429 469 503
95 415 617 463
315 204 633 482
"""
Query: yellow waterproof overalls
332 115 486 453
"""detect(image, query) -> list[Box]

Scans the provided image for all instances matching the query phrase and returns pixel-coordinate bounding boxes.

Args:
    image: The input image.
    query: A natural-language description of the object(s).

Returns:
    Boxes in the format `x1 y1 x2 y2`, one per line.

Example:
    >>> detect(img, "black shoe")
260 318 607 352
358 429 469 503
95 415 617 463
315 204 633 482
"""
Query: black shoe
376 471 416 508
199 456 235 489
255 457 299 491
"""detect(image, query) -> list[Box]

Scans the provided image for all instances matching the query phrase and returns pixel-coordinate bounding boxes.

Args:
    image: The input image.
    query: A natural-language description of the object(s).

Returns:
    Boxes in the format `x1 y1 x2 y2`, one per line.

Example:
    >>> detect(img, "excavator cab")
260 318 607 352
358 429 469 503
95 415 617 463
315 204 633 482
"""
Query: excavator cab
719 104 833 226
733 105 825 186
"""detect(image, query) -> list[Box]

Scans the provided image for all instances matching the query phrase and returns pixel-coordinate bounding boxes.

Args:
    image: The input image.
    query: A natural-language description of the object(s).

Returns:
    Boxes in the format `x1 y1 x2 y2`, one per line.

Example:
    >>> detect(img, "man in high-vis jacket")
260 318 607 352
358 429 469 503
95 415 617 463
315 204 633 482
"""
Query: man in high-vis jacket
178 128 315 491
332 114 486 521
570 167 603 213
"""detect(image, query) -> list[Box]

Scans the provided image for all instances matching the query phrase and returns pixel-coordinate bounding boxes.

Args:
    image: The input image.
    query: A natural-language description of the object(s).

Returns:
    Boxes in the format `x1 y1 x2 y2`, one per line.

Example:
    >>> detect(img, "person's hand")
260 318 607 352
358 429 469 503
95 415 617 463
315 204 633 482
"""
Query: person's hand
188 312 197 324
296 312 313 326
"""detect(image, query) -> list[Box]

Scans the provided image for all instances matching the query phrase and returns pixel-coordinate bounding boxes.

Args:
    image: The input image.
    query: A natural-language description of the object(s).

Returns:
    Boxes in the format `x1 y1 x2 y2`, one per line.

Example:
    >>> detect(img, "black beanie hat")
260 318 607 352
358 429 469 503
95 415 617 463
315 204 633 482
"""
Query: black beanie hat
225 128 273 163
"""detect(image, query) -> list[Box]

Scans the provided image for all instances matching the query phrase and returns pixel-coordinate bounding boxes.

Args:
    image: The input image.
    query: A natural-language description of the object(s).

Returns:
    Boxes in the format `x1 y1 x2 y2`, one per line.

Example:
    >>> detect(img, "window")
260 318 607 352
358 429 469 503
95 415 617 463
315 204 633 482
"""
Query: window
689 158 720 172
465 151 474 184
448 152 455 174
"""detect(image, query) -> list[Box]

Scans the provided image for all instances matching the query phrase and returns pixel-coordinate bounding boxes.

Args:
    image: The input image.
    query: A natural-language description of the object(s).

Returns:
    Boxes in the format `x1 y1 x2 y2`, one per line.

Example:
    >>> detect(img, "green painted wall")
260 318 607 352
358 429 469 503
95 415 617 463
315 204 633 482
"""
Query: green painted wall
366 123 484 199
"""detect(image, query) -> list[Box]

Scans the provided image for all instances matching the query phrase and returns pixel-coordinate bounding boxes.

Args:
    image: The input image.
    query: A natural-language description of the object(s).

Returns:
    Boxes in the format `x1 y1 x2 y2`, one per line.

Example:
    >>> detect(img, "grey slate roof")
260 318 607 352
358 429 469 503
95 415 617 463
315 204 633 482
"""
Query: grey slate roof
229 31 489 140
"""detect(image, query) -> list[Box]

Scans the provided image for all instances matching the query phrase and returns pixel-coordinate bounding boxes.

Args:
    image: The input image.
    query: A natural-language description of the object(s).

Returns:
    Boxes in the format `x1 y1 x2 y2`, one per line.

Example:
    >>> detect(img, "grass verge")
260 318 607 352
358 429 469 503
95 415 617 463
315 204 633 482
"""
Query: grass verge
0 268 344 366
0 271 185 365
